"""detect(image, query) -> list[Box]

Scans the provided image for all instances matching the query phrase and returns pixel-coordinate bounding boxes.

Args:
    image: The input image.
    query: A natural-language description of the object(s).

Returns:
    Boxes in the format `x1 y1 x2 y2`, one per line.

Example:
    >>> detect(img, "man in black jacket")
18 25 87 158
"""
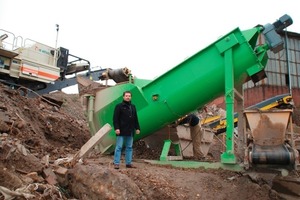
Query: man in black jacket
113 90 140 169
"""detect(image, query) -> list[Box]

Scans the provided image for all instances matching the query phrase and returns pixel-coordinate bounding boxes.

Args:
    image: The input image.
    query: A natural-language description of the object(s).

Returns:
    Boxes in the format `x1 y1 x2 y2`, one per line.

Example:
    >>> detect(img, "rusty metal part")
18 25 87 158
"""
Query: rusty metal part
99 67 131 83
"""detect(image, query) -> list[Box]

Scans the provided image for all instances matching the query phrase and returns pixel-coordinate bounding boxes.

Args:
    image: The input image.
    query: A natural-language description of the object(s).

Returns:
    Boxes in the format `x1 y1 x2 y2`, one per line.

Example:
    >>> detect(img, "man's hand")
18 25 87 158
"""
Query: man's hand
136 129 140 134
115 129 120 135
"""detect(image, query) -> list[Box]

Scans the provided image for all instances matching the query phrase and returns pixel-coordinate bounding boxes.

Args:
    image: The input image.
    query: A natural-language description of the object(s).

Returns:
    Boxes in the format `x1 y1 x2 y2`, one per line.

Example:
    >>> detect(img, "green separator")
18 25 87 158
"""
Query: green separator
92 26 267 156
89 15 293 167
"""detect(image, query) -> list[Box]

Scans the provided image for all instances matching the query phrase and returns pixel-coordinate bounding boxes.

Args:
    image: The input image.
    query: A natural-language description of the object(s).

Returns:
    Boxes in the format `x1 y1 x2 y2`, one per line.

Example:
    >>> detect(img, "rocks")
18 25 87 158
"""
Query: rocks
69 164 145 200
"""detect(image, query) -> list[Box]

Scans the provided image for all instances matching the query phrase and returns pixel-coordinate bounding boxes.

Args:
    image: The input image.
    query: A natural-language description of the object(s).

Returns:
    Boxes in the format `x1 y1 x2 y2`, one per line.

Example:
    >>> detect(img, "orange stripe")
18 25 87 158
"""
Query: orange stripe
38 71 59 80
21 66 38 75
21 66 59 80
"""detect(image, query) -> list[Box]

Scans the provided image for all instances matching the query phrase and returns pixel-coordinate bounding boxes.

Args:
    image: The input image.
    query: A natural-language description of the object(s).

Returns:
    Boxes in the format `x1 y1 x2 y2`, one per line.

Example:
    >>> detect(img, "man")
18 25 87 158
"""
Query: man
177 114 204 159
113 90 140 169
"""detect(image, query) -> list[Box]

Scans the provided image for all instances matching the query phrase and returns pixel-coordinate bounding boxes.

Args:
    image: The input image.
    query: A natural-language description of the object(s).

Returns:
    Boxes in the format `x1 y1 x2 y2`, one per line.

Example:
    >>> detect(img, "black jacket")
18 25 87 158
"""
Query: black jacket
113 101 140 136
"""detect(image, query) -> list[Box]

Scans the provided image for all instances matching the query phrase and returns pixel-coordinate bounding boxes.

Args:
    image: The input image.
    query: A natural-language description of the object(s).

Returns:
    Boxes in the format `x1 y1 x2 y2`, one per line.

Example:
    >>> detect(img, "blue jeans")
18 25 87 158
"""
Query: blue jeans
113 136 133 165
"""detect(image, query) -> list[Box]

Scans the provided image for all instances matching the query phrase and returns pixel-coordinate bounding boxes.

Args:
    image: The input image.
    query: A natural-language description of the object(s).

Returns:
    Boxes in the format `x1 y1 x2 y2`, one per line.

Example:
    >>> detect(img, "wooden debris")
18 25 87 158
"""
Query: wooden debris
70 123 112 166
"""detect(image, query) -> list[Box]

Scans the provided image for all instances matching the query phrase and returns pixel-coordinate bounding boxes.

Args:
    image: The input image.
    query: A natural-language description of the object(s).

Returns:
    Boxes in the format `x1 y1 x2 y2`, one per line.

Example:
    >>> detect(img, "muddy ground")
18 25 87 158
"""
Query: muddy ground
0 83 300 200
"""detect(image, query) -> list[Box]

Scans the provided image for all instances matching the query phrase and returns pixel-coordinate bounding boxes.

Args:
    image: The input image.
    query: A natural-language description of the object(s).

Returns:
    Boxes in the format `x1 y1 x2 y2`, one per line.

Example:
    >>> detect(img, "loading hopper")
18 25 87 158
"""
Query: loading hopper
244 109 292 146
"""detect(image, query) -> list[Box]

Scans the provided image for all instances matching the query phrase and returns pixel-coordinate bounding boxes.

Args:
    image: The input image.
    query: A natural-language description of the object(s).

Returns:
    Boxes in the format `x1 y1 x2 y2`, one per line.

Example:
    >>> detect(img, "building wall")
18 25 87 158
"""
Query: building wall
243 86 300 107
209 86 300 110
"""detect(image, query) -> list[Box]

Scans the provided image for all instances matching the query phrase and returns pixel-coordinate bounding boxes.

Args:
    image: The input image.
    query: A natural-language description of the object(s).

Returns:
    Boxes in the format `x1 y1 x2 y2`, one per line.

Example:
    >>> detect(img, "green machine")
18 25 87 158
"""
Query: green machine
86 15 293 165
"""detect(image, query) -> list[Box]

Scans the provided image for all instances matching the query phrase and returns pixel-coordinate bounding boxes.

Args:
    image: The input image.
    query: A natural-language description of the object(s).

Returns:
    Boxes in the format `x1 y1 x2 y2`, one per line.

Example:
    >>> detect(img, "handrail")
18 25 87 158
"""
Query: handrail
0 29 19 50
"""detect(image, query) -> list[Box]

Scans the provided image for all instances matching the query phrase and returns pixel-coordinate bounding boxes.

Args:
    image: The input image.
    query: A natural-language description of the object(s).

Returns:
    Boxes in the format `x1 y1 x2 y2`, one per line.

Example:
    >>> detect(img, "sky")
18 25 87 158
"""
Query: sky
0 0 299 83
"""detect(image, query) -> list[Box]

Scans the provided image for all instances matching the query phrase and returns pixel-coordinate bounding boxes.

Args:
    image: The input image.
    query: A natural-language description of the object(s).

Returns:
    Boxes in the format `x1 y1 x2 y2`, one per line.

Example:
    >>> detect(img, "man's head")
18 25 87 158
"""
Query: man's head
123 91 132 102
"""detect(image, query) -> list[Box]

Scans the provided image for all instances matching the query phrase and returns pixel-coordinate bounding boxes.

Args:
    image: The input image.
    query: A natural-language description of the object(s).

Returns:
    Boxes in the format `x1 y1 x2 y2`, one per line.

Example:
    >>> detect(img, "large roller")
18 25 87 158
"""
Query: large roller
250 144 294 165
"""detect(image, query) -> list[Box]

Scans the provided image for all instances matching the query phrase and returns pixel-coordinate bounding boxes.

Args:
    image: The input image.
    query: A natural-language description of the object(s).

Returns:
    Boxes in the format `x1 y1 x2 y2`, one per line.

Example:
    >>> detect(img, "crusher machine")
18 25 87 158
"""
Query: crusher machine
80 14 297 168
0 28 108 96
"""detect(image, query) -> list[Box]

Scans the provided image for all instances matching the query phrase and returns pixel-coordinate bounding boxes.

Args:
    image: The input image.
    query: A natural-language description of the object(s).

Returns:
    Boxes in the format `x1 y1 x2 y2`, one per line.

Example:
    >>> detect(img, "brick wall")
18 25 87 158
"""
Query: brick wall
208 86 300 110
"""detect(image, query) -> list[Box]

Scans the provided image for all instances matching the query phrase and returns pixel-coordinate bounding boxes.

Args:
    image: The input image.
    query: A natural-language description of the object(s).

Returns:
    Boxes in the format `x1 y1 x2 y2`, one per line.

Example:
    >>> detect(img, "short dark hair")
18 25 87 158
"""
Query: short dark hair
123 91 132 96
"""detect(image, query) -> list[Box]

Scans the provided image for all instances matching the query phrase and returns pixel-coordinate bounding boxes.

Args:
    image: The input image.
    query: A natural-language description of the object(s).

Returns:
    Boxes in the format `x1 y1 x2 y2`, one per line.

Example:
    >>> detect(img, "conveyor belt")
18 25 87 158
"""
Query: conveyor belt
250 144 294 165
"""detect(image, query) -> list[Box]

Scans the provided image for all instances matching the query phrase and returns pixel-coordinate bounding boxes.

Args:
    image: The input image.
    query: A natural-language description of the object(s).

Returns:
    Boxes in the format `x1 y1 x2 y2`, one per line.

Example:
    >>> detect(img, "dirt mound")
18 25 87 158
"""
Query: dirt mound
0 83 89 199
0 83 299 200
0 84 89 155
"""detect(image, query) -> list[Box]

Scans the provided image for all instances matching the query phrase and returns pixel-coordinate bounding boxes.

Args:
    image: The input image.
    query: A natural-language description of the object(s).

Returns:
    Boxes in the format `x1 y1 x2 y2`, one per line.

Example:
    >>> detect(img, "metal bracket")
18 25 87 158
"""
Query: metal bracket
160 139 183 161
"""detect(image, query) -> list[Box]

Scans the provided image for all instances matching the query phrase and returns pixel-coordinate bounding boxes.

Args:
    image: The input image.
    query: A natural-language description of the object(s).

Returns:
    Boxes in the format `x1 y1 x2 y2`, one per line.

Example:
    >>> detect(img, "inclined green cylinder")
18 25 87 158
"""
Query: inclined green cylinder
93 27 268 153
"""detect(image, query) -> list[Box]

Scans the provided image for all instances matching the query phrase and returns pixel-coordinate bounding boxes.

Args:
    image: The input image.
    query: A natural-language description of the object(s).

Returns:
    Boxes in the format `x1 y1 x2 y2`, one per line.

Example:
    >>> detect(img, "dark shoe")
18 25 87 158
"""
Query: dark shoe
114 164 119 169
126 164 136 168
